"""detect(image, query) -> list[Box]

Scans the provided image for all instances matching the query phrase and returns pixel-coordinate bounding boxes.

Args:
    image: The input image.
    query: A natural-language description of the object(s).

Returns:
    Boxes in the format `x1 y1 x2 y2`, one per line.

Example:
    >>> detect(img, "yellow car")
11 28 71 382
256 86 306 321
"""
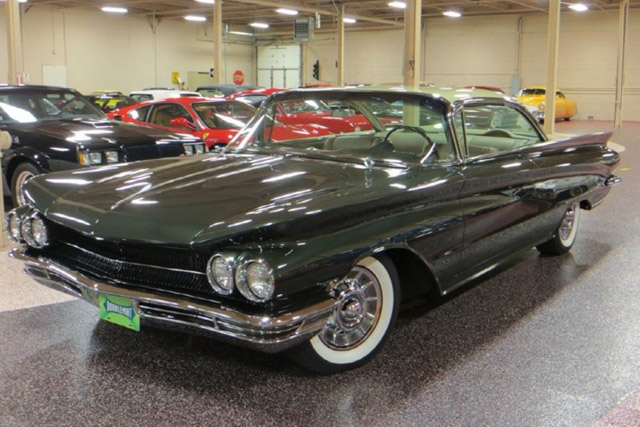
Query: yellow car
517 87 577 121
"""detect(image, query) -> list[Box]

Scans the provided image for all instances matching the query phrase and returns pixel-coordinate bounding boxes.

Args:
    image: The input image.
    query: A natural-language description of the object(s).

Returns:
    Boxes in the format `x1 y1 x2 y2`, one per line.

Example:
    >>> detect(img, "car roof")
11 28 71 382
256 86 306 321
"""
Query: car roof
280 85 509 104
519 87 565 92
231 88 285 97
125 96 235 109
0 84 79 92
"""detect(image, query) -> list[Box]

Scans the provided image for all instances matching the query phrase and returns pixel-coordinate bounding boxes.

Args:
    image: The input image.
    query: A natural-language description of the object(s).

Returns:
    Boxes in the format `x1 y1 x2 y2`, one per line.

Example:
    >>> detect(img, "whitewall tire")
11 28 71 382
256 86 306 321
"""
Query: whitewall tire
289 254 400 374
537 203 581 255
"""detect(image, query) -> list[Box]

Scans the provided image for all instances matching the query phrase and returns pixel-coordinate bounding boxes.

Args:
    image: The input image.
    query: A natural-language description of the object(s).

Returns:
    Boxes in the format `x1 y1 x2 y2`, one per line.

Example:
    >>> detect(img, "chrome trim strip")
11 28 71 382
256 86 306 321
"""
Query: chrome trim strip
62 242 206 276
9 248 337 353
605 175 622 186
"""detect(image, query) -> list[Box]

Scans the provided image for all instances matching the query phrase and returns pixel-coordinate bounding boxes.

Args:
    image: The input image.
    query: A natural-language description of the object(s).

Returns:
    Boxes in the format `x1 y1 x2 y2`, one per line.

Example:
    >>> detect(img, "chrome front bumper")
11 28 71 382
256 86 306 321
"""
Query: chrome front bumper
9 248 337 353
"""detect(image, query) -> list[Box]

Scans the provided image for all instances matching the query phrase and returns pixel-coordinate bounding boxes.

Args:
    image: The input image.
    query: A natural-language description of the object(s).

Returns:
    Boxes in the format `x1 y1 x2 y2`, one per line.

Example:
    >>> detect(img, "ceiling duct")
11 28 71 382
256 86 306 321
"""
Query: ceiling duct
294 18 314 42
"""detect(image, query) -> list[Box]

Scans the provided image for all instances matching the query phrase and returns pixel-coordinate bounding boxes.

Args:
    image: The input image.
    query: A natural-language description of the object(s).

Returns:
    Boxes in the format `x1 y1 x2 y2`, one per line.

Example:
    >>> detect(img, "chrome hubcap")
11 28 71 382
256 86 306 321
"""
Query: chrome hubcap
320 266 382 350
16 171 35 207
559 204 577 241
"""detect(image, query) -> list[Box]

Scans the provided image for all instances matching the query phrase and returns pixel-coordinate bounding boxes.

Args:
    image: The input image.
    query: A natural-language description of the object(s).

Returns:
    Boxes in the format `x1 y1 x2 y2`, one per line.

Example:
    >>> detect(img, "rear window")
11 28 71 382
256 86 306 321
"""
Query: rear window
518 88 545 96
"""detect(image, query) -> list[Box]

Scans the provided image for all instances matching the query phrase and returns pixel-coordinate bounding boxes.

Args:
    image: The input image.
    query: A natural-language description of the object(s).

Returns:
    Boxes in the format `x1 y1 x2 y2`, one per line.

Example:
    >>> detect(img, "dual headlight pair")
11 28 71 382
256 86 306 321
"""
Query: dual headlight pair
5 209 49 249
183 143 207 156
207 254 275 303
78 150 120 166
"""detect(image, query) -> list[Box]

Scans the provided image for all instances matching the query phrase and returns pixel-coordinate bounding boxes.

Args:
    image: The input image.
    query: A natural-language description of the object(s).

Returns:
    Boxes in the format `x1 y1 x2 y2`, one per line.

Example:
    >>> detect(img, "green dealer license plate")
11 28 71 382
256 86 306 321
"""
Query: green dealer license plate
99 294 140 332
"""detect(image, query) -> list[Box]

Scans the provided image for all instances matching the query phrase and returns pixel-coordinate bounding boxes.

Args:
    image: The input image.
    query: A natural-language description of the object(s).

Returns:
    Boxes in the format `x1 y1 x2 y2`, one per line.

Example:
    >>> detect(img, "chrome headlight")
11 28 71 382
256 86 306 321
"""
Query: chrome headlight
206 254 235 295
183 143 206 156
235 259 275 302
78 150 120 166
5 210 23 243
183 144 195 155
20 214 49 249
105 151 119 164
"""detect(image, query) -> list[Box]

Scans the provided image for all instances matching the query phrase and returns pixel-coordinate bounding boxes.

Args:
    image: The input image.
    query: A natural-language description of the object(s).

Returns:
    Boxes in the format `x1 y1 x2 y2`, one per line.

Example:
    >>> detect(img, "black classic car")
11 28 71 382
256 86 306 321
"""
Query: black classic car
6 87 620 374
1 85 207 206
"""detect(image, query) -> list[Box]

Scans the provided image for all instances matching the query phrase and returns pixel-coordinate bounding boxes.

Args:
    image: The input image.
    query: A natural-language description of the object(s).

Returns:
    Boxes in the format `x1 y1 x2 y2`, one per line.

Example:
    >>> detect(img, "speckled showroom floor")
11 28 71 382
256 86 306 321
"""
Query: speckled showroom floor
1 121 639 427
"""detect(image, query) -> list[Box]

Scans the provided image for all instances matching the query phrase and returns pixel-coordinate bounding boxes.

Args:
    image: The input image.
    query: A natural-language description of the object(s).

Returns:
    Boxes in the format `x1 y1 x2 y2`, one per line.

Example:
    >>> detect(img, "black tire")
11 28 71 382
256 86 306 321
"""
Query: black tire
288 254 400 374
564 117 571 122
11 162 41 207
537 203 581 255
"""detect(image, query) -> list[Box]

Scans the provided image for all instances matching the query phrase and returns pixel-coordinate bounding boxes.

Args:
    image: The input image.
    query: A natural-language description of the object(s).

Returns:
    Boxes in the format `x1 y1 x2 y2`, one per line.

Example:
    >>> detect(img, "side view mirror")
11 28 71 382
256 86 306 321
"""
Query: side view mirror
170 117 196 131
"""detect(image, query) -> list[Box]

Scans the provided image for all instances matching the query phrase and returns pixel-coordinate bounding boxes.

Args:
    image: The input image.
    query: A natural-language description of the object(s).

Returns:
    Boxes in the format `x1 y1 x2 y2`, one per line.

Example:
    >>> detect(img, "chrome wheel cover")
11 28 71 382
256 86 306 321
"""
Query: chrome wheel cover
559 203 577 241
320 266 382 350
15 170 35 207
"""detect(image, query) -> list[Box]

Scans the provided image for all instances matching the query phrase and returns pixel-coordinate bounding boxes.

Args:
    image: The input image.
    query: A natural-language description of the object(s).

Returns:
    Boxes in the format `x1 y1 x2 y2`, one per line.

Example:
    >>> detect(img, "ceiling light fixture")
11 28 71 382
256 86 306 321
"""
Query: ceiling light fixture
343 17 357 24
443 10 462 17
101 6 128 13
250 22 269 29
276 8 298 15
184 15 207 21
229 31 254 36
568 3 589 11
195 0 215 3
388 1 406 9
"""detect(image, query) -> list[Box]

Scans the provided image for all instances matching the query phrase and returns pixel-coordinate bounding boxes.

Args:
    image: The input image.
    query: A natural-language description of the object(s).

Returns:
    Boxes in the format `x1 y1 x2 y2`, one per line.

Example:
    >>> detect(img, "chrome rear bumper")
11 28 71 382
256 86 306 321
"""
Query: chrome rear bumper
9 248 337 353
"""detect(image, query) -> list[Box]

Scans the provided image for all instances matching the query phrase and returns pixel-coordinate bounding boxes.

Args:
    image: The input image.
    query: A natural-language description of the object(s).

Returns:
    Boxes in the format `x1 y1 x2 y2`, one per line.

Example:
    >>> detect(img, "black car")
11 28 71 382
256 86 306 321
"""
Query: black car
6 87 621 374
0 85 207 206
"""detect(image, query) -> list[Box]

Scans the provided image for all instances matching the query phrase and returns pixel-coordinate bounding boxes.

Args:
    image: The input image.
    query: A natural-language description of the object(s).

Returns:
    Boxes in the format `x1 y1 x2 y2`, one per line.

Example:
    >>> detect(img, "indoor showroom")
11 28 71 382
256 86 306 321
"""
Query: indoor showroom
1 0 639 425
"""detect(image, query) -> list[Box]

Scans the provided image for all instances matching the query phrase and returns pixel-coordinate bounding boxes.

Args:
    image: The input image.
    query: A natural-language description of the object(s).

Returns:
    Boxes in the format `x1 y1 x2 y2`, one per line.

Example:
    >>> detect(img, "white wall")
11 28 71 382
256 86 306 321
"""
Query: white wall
302 10 640 121
2 4 639 121
0 5 256 94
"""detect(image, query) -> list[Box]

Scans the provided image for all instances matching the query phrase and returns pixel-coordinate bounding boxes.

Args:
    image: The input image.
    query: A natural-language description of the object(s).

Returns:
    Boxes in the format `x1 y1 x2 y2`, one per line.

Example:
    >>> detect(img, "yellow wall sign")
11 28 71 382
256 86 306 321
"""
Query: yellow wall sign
171 72 180 84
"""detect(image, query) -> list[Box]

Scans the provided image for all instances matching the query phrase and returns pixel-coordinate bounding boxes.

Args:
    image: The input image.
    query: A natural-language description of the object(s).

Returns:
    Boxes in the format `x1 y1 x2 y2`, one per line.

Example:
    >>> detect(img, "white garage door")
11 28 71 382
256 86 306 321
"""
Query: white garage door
257 45 300 88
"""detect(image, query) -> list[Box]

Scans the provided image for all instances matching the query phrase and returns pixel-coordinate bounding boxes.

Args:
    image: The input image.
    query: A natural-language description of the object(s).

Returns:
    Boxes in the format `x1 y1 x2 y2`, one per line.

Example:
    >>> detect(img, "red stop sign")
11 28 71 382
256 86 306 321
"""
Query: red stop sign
233 70 245 85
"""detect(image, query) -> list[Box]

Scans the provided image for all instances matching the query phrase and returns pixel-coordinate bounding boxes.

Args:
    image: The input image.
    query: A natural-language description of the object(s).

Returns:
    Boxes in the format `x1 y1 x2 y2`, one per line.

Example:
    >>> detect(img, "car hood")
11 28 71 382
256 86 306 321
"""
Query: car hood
25 150 454 247
8 119 197 149
517 95 546 107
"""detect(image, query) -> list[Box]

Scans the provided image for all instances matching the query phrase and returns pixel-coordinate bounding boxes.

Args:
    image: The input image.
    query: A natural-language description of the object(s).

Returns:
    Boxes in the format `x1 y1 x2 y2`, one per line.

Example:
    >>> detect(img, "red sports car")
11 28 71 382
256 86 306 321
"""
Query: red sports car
108 96 331 148
227 88 286 108
273 98 402 134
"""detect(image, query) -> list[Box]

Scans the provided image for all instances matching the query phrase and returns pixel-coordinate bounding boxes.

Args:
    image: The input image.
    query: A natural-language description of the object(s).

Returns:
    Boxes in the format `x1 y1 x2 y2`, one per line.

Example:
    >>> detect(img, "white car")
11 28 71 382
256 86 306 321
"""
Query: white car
129 89 201 102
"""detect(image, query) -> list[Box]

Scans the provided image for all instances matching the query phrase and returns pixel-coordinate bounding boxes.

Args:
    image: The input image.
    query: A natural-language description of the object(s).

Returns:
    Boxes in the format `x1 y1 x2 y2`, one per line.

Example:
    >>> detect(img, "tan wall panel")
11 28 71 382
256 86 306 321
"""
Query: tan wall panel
0 6 256 94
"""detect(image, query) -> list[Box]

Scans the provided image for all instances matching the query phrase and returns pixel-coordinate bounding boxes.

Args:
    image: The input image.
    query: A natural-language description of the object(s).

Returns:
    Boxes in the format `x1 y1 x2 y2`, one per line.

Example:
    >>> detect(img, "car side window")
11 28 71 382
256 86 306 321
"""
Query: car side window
128 105 151 122
148 103 192 127
461 104 543 157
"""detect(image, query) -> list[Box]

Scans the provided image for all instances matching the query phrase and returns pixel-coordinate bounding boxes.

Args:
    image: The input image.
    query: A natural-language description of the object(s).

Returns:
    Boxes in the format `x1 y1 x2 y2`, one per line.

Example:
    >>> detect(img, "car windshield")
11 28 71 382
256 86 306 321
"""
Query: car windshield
230 91 453 165
193 101 256 129
518 88 545 96
0 89 106 124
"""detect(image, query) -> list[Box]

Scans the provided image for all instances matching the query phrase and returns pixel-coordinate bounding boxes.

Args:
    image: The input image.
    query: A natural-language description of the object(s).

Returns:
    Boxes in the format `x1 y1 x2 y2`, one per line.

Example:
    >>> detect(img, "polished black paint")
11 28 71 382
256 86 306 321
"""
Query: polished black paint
0 85 202 195
17 90 620 314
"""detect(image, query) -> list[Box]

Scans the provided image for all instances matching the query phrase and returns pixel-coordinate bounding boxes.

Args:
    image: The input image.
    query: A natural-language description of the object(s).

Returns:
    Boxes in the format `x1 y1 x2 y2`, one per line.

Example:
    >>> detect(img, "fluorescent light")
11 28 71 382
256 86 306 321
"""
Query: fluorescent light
443 10 462 17
229 31 254 36
568 3 589 11
343 17 357 24
101 6 128 13
195 0 215 3
388 1 406 9
184 15 206 21
276 8 298 15
250 22 269 29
